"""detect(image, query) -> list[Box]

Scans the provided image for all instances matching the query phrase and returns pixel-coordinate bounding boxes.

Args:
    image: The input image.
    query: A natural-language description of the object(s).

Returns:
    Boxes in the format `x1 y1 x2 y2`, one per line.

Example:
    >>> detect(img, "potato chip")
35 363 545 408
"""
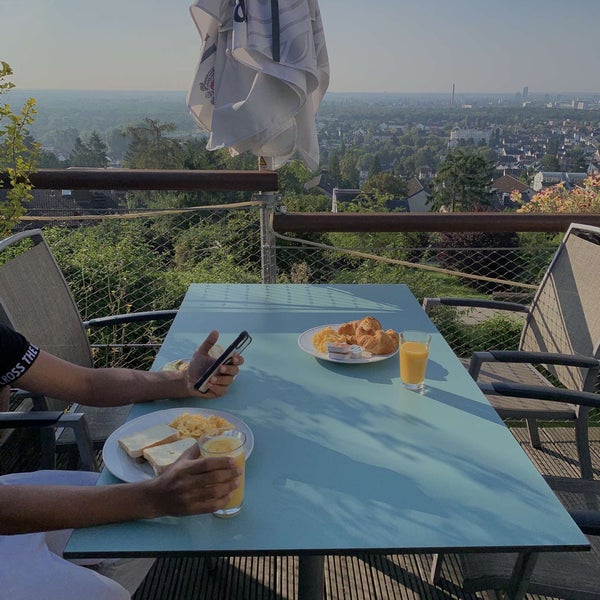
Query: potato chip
169 413 234 439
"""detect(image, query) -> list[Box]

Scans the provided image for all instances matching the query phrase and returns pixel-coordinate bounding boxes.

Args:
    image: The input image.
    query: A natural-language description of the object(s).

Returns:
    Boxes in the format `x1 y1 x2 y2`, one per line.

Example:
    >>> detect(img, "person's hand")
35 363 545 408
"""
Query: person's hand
147 443 242 516
186 330 244 399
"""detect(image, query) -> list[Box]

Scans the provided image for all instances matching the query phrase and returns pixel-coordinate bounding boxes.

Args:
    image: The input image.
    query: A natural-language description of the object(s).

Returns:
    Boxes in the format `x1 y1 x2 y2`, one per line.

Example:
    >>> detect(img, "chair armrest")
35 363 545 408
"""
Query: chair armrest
469 350 600 380
570 511 600 536
422 297 530 314
543 476 600 535
0 411 98 472
478 381 600 409
83 309 177 328
0 411 64 428
9 389 49 410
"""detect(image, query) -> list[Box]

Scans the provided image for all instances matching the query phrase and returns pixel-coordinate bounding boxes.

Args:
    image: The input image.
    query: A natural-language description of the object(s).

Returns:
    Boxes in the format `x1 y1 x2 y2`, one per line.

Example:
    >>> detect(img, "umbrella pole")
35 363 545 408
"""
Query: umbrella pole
259 157 278 284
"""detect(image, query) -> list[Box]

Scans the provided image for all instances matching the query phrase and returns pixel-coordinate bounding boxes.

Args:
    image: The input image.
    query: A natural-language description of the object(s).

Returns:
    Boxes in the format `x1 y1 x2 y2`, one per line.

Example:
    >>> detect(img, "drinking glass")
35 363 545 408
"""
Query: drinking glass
199 428 246 518
399 330 431 391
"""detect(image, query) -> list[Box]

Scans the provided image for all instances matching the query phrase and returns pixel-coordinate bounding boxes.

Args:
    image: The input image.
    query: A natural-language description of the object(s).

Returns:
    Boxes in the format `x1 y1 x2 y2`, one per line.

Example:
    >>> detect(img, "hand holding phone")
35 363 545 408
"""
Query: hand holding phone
193 331 252 393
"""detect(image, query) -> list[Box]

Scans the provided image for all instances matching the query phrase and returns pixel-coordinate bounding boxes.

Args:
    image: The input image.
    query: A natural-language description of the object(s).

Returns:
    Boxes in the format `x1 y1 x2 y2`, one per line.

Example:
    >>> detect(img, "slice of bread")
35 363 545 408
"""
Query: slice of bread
118 424 181 459
143 437 196 476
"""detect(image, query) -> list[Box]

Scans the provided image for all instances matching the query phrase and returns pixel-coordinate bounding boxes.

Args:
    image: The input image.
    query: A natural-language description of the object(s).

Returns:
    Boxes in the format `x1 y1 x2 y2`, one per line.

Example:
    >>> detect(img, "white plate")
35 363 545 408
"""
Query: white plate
103 407 254 483
298 324 399 364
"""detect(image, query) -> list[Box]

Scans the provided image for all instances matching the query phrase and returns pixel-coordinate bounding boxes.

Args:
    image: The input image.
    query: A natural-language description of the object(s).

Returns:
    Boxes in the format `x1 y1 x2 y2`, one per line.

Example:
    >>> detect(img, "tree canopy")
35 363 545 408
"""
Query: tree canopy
428 148 495 212
0 62 38 236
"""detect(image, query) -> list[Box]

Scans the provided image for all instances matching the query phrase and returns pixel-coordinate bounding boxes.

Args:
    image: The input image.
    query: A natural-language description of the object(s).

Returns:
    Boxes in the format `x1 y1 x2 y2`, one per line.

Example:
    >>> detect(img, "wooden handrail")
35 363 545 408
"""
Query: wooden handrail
1 169 278 192
3 168 596 233
272 212 600 233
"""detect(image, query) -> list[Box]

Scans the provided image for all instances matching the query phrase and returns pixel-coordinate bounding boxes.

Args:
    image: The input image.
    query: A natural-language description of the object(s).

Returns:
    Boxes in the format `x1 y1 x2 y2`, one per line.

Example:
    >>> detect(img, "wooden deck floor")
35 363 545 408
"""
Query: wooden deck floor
127 425 600 600
0 423 596 599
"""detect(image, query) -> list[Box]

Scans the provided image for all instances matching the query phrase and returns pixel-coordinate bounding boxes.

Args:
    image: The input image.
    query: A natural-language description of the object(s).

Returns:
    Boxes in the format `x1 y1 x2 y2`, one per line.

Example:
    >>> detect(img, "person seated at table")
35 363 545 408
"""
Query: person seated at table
0 322 244 600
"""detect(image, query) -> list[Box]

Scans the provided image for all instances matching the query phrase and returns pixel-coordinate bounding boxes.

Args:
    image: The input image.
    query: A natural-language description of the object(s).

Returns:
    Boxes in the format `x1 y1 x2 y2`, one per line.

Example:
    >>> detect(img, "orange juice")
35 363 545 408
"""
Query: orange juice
200 430 246 517
203 435 245 509
399 331 431 390
400 338 430 389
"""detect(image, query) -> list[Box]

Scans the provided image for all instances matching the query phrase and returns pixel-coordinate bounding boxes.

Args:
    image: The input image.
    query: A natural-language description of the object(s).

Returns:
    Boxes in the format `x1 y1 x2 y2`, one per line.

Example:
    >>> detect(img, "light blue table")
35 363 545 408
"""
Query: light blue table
65 284 589 599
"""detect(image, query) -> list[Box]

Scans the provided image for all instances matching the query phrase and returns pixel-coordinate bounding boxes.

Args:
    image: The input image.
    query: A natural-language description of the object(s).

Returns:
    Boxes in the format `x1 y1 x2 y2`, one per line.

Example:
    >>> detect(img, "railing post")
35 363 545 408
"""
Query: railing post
260 192 278 283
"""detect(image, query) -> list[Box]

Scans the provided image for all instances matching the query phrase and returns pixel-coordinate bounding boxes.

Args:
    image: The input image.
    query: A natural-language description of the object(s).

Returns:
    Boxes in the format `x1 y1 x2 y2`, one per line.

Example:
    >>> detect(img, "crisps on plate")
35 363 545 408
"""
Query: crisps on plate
169 412 234 439
311 326 348 352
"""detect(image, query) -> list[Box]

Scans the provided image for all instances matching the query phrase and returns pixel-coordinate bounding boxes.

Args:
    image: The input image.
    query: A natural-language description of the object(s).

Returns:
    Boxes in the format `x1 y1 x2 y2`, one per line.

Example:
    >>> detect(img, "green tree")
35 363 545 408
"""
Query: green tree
0 62 38 236
44 127 79 157
123 118 181 168
338 151 359 187
362 172 408 198
105 126 129 162
563 146 588 172
540 153 560 171
327 149 342 183
69 130 109 167
428 148 494 212
38 148 65 168
277 160 314 196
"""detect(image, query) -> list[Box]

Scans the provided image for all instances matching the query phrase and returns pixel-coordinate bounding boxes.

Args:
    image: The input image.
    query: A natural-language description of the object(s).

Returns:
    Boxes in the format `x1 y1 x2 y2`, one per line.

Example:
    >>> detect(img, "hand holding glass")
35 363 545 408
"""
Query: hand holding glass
399 331 431 391
199 428 246 518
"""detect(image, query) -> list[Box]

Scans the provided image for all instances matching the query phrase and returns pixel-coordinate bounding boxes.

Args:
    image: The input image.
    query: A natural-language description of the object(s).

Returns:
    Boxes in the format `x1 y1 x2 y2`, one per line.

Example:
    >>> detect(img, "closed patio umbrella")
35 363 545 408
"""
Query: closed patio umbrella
186 0 329 171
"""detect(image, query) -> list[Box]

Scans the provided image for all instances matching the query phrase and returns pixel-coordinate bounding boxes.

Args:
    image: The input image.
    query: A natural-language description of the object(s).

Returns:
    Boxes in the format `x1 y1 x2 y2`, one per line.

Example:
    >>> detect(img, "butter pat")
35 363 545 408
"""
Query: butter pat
326 342 363 359
348 344 363 359
326 342 351 355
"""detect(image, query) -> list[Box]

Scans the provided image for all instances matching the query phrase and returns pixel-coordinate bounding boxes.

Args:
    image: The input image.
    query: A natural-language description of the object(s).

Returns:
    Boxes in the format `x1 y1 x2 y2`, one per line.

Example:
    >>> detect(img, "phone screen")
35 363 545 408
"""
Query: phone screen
193 331 251 392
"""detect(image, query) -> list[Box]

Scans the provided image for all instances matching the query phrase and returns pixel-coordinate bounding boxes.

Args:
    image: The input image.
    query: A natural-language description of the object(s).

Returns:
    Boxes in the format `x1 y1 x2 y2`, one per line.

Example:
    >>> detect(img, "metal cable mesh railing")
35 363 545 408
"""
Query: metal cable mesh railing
19 203 264 369
273 237 551 356
15 204 559 371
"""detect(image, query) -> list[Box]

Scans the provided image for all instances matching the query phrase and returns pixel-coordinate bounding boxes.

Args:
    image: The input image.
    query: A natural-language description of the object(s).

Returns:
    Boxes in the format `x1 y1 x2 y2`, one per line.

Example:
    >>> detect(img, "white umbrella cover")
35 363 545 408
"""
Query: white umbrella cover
186 0 329 171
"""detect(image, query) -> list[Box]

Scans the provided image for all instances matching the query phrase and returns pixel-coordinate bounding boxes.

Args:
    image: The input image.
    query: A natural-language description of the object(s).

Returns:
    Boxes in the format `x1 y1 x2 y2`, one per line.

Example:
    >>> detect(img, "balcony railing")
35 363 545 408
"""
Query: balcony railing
4 168 600 370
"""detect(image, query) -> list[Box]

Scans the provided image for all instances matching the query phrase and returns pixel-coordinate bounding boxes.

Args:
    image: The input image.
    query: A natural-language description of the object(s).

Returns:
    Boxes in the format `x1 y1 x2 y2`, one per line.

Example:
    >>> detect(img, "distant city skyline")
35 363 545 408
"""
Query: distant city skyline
2 0 600 95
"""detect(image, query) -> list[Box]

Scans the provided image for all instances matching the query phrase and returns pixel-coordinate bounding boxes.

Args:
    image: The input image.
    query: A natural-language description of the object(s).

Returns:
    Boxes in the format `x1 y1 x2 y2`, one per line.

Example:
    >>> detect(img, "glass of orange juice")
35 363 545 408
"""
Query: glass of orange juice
199 428 246 518
399 331 432 391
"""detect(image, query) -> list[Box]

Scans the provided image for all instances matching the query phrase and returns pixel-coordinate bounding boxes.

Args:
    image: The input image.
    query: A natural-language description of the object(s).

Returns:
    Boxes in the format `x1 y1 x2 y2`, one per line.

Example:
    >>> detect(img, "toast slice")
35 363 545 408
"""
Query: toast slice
118 424 181 459
143 437 196 476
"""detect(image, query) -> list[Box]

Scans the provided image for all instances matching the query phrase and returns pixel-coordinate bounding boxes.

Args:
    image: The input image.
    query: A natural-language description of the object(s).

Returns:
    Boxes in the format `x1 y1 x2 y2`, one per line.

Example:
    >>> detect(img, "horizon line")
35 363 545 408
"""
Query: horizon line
10 88 600 96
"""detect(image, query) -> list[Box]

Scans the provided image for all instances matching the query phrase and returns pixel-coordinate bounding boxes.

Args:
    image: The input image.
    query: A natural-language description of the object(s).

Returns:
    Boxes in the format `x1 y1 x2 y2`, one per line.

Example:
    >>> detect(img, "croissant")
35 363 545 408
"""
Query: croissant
383 328 399 348
337 320 359 337
355 316 382 338
356 329 398 355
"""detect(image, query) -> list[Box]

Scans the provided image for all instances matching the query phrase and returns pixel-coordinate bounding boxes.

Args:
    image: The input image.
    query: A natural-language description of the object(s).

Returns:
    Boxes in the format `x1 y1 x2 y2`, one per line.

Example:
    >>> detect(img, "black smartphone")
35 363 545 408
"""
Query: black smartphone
193 331 252 392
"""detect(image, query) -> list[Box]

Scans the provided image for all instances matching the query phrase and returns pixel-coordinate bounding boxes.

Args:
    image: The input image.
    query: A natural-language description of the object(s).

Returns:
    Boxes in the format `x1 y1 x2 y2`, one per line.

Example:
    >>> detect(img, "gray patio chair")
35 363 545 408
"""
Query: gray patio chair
0 399 98 471
0 228 177 465
423 222 600 480
430 383 600 600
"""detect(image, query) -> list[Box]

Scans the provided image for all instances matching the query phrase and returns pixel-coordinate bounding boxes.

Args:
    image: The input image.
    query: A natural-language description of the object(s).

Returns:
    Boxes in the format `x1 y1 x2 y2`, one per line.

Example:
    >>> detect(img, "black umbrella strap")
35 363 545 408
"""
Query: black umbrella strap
271 0 280 62
234 0 246 22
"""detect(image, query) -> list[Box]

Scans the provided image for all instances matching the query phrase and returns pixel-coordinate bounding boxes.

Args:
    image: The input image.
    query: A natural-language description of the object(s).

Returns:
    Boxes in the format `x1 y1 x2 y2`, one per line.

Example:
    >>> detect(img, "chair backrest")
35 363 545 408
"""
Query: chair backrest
0 230 94 409
521 223 600 392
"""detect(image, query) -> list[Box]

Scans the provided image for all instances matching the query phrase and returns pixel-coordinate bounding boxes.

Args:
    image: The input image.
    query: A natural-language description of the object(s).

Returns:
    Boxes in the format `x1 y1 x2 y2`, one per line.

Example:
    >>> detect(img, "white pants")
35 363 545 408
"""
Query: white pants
0 470 155 600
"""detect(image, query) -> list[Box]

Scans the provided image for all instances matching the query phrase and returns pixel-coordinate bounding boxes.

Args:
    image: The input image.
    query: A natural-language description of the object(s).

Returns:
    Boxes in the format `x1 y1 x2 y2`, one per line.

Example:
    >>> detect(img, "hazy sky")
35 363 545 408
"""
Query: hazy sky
2 0 599 94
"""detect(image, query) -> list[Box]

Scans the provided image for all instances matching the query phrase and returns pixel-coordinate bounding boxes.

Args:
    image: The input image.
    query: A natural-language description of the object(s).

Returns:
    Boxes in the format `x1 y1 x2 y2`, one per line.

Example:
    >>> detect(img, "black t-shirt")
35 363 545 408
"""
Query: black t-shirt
0 323 40 387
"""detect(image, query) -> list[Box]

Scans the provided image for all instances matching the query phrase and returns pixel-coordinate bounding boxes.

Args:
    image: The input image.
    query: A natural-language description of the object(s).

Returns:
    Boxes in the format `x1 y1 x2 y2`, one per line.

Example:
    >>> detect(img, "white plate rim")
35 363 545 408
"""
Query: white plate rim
297 324 399 364
103 407 254 483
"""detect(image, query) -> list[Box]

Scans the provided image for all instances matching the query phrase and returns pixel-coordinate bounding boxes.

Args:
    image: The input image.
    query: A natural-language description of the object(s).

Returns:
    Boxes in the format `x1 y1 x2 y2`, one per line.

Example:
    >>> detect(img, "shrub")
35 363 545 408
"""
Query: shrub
429 230 522 294
515 174 600 213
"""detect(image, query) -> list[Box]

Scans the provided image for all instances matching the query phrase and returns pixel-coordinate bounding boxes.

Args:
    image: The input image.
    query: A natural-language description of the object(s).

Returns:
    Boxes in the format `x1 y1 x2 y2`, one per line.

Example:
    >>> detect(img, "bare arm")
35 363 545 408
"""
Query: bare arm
0 445 241 534
2 330 244 533
15 330 243 406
